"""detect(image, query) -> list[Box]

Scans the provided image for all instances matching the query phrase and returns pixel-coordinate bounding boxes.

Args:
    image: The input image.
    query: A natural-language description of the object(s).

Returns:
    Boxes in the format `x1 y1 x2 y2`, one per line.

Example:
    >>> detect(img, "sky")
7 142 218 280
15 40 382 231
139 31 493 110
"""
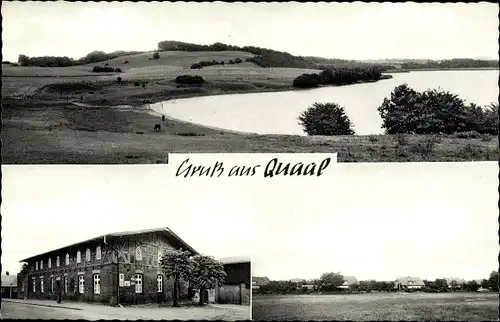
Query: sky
2 2 498 62
252 162 499 282
1 165 252 276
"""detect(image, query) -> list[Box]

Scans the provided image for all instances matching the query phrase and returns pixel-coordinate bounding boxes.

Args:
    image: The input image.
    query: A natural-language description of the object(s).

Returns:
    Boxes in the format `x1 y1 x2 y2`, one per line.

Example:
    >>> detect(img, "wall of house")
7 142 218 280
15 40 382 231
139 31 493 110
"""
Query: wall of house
19 231 192 305
223 262 251 289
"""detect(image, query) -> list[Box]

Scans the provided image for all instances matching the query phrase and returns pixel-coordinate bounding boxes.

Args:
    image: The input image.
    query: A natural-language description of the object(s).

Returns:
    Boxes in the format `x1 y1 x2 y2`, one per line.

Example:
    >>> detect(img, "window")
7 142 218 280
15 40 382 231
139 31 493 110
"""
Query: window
22 282 25 292
48 258 51 269
78 276 85 294
40 260 43 270
86 249 91 262
40 277 44 293
32 278 36 292
56 256 60 267
96 246 101 260
65 254 70 265
76 251 81 264
51 277 54 293
158 250 163 265
135 247 142 261
64 276 68 293
93 274 100 294
135 274 143 293
35 261 38 271
157 275 163 293
119 274 124 287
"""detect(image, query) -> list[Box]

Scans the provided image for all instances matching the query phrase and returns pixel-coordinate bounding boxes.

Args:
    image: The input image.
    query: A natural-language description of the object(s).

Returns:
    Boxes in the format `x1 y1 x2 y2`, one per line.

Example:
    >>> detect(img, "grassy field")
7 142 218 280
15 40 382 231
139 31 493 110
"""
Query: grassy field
252 292 500 321
2 51 498 164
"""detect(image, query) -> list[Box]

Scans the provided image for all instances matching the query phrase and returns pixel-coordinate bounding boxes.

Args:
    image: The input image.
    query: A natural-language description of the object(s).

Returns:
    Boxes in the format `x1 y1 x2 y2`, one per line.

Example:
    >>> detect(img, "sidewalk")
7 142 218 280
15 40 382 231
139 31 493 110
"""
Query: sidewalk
2 298 251 320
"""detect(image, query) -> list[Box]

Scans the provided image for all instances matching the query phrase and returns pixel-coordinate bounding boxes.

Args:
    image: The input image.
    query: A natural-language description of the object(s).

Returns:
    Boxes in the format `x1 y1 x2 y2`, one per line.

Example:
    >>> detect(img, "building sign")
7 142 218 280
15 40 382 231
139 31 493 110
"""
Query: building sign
119 274 124 287
124 281 131 287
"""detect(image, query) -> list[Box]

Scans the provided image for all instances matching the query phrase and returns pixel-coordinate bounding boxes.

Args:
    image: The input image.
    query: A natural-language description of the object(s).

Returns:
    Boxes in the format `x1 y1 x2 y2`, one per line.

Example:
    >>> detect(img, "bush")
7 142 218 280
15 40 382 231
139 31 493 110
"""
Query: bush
298 102 355 135
142 83 146 88
116 76 122 83
175 75 205 85
134 82 140 86
229 60 234 64
293 74 321 88
378 84 499 135
234 58 243 64
153 52 160 60
190 63 202 69
92 66 118 73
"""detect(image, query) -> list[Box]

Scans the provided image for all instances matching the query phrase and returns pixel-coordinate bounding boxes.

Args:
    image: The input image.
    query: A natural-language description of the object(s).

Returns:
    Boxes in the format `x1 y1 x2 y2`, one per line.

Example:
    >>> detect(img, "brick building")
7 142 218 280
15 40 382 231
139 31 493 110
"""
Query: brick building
17 228 198 305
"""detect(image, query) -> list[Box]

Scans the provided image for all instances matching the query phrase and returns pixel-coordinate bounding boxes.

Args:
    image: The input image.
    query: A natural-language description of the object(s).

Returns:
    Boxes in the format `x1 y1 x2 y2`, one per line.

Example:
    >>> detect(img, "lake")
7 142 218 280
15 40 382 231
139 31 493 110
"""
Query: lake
151 70 499 135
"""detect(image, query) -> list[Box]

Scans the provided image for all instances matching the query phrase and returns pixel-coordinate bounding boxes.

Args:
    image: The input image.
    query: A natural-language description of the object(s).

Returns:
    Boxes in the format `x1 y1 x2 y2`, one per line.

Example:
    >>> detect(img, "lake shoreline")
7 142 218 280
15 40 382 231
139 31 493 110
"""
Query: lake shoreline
2 69 498 163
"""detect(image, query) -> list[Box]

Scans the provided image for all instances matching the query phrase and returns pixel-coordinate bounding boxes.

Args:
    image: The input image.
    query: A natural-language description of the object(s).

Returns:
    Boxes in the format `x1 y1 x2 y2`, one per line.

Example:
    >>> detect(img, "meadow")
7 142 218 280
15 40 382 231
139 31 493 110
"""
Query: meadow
2 50 498 163
252 292 500 321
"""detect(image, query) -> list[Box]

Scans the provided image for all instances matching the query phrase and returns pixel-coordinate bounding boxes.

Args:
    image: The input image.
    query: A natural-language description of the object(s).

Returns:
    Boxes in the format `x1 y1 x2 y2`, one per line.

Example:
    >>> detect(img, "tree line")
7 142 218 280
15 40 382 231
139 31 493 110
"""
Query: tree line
255 271 500 295
293 67 383 89
190 58 243 69
17 50 141 67
401 58 498 70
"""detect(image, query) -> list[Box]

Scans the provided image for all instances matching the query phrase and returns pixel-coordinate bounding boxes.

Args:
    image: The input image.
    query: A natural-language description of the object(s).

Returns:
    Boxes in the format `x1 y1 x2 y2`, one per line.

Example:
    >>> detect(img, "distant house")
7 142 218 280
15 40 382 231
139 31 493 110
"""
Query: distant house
337 276 358 290
252 276 270 290
445 278 466 289
394 276 425 290
290 278 306 289
2 272 18 299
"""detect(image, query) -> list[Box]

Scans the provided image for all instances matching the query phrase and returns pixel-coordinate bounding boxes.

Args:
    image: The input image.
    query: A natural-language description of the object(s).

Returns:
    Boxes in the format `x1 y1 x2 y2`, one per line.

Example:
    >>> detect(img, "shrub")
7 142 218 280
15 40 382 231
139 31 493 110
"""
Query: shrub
234 58 243 64
190 63 202 69
114 68 122 72
298 102 355 135
116 76 122 83
153 52 160 60
293 74 321 88
124 60 129 64
378 84 499 135
175 75 205 85
134 82 140 86
91 66 117 73
220 61 225 65
229 60 234 64
142 83 146 88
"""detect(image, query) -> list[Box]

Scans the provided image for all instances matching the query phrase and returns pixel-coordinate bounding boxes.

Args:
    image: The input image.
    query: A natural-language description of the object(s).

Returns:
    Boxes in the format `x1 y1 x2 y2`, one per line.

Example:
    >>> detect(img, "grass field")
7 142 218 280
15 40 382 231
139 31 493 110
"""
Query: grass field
252 293 499 321
2 51 498 163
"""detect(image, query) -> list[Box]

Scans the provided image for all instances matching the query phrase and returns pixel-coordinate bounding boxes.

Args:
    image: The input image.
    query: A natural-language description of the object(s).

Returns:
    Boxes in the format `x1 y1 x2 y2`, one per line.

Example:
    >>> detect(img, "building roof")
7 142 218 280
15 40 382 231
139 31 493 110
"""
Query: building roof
252 276 271 286
1 275 17 287
219 255 251 265
445 278 466 285
395 276 425 286
20 227 198 262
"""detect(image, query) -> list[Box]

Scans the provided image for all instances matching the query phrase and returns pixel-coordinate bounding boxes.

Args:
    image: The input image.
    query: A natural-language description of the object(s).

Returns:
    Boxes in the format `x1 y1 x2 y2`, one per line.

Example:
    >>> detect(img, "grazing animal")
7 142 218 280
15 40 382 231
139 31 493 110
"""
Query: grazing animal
154 124 161 132
162 115 166 122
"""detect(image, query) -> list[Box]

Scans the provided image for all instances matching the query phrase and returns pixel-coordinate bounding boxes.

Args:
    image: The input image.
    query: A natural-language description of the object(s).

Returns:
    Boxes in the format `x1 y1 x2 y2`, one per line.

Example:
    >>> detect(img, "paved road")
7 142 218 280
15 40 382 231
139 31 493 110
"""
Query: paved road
1 301 109 320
